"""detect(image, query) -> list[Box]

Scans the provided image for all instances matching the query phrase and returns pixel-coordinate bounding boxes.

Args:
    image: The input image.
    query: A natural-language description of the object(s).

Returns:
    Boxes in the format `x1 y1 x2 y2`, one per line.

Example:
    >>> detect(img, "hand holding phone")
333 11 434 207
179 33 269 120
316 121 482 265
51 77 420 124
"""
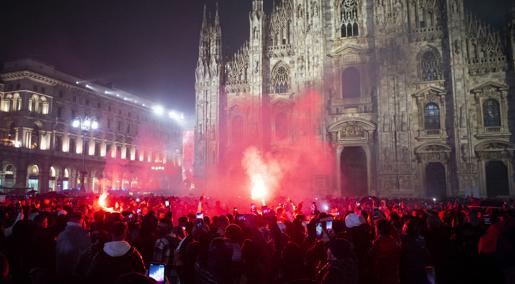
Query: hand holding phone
326 220 333 231
316 223 323 237
148 263 166 284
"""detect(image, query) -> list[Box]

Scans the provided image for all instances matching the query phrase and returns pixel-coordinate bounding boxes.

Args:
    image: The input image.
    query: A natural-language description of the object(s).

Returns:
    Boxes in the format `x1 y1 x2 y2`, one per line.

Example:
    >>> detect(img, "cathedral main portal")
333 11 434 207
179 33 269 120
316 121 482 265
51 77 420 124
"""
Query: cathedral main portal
340 146 368 197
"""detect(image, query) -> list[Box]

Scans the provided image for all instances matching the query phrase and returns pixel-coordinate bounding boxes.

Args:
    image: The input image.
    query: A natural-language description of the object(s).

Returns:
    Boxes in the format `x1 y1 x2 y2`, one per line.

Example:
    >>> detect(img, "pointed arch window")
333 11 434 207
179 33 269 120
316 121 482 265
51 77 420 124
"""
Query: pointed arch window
483 99 501 127
341 67 361 98
420 50 442 81
424 103 440 130
340 0 359 37
272 63 290 94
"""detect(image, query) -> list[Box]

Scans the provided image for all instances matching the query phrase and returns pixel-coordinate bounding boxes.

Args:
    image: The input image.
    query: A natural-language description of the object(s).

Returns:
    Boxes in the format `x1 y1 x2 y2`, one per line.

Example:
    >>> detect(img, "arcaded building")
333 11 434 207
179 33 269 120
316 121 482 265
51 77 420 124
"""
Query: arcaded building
194 0 515 198
0 59 183 193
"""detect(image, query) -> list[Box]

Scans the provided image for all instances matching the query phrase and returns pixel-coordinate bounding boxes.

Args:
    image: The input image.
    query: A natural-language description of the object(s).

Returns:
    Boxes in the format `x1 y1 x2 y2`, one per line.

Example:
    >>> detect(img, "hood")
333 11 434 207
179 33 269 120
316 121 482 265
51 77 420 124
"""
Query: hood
103 241 131 257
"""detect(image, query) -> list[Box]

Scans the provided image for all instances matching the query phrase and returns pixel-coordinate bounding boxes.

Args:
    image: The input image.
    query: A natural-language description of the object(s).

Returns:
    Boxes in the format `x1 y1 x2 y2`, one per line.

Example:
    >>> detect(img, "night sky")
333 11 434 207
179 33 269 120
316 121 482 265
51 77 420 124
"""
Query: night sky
0 0 511 116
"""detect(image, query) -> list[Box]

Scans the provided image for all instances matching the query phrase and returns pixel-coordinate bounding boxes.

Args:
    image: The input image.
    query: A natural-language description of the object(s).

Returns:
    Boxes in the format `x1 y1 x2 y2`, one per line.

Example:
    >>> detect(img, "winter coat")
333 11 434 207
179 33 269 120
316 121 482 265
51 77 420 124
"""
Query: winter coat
55 222 90 280
370 236 401 284
318 259 359 284
400 236 431 284
86 241 146 284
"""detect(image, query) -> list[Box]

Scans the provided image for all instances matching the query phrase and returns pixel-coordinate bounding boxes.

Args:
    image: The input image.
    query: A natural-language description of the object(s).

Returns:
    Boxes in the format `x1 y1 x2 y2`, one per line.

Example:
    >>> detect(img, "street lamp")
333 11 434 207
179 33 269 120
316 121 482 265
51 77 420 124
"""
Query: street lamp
72 116 99 193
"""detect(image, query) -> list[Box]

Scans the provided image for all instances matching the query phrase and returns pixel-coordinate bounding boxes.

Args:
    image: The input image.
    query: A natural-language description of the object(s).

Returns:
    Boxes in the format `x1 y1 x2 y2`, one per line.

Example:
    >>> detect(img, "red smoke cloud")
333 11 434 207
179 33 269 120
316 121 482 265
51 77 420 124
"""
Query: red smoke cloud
200 89 336 203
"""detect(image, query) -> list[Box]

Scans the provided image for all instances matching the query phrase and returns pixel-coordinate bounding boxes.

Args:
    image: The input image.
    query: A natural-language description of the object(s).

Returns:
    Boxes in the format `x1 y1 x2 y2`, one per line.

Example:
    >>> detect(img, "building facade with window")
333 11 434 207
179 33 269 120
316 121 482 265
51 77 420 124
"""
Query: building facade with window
0 59 183 193
195 0 515 198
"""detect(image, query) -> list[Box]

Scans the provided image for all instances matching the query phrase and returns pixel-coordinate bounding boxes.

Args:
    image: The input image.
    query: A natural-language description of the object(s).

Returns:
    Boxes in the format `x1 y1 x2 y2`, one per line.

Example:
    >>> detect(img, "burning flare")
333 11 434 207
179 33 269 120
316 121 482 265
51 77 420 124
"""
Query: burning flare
250 174 267 205
98 193 117 213
243 147 283 206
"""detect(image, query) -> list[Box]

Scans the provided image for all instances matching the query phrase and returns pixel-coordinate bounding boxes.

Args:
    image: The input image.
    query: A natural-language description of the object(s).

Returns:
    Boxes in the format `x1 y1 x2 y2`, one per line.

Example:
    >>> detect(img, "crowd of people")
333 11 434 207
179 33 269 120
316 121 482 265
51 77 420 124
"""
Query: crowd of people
0 192 513 284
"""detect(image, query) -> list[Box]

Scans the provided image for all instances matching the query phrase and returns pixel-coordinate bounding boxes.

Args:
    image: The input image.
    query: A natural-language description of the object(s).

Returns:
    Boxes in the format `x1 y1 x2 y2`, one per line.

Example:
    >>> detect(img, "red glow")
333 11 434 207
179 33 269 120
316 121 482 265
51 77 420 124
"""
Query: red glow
99 117 182 193
198 89 336 202
98 193 117 213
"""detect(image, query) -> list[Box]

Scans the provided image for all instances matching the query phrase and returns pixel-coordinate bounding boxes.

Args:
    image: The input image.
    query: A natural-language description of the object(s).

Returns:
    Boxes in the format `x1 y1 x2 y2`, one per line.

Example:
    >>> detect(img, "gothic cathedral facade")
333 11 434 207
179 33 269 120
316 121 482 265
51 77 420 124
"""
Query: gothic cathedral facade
195 0 515 198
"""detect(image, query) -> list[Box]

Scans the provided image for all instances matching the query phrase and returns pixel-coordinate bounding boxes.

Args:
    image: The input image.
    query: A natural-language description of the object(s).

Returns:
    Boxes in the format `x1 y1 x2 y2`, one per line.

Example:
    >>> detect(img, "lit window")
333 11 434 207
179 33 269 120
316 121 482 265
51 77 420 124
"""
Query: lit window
483 99 501 127
271 63 290 93
424 103 440 130
340 0 359 37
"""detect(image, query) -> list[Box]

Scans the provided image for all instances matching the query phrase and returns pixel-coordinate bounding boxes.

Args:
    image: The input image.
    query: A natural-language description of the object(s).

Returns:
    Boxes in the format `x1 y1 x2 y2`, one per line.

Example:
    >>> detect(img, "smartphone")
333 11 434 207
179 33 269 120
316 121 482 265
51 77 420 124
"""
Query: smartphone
148 263 165 284
316 223 323 237
326 220 333 231
262 206 271 215
196 212 204 219
136 208 141 215
236 215 246 222
165 200 170 207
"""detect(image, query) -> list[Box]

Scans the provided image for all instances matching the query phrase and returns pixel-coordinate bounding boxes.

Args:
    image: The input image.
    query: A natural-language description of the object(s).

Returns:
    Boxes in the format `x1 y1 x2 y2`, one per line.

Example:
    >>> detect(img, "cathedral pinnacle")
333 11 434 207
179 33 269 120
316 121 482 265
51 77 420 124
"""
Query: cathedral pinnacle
215 2 220 28
252 0 264 13
201 4 208 32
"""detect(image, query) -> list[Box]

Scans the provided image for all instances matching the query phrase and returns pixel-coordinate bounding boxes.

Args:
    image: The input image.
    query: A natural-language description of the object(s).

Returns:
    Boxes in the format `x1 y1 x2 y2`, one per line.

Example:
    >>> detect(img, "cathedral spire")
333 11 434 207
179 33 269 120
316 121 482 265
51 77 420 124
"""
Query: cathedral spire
214 2 220 31
201 4 208 31
252 0 264 17
197 4 209 73
198 4 208 53
210 1 222 63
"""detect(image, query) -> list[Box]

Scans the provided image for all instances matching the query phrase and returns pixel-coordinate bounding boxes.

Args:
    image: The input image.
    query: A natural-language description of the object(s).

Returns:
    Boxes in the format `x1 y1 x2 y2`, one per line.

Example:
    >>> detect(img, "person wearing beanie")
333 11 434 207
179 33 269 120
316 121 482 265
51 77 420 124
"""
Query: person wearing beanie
344 212 373 284
345 213 363 229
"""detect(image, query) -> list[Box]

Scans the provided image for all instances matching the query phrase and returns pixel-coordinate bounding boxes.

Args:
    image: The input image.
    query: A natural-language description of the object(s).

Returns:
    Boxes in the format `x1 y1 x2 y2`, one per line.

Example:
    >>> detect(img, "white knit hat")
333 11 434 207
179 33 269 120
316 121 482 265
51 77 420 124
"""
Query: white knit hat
345 213 363 228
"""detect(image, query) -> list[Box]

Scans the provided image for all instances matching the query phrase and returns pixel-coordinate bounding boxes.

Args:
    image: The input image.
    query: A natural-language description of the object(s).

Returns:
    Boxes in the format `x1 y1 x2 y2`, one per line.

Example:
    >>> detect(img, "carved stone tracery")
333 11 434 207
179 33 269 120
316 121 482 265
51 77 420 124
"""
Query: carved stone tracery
415 143 451 162
465 14 507 75
225 43 250 93
475 141 514 160
328 120 375 142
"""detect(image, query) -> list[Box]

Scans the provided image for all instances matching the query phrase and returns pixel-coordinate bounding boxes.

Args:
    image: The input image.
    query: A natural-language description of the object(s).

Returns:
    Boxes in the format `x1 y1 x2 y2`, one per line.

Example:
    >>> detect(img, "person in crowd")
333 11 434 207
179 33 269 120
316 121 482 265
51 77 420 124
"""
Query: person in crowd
86 221 145 284
496 210 515 284
0 193 513 284
55 211 90 283
138 211 158 266
29 213 56 283
343 212 372 284
477 212 505 283
241 239 266 284
76 229 109 282
317 238 358 284
369 219 401 284
400 218 432 284
0 252 10 284
152 218 179 283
